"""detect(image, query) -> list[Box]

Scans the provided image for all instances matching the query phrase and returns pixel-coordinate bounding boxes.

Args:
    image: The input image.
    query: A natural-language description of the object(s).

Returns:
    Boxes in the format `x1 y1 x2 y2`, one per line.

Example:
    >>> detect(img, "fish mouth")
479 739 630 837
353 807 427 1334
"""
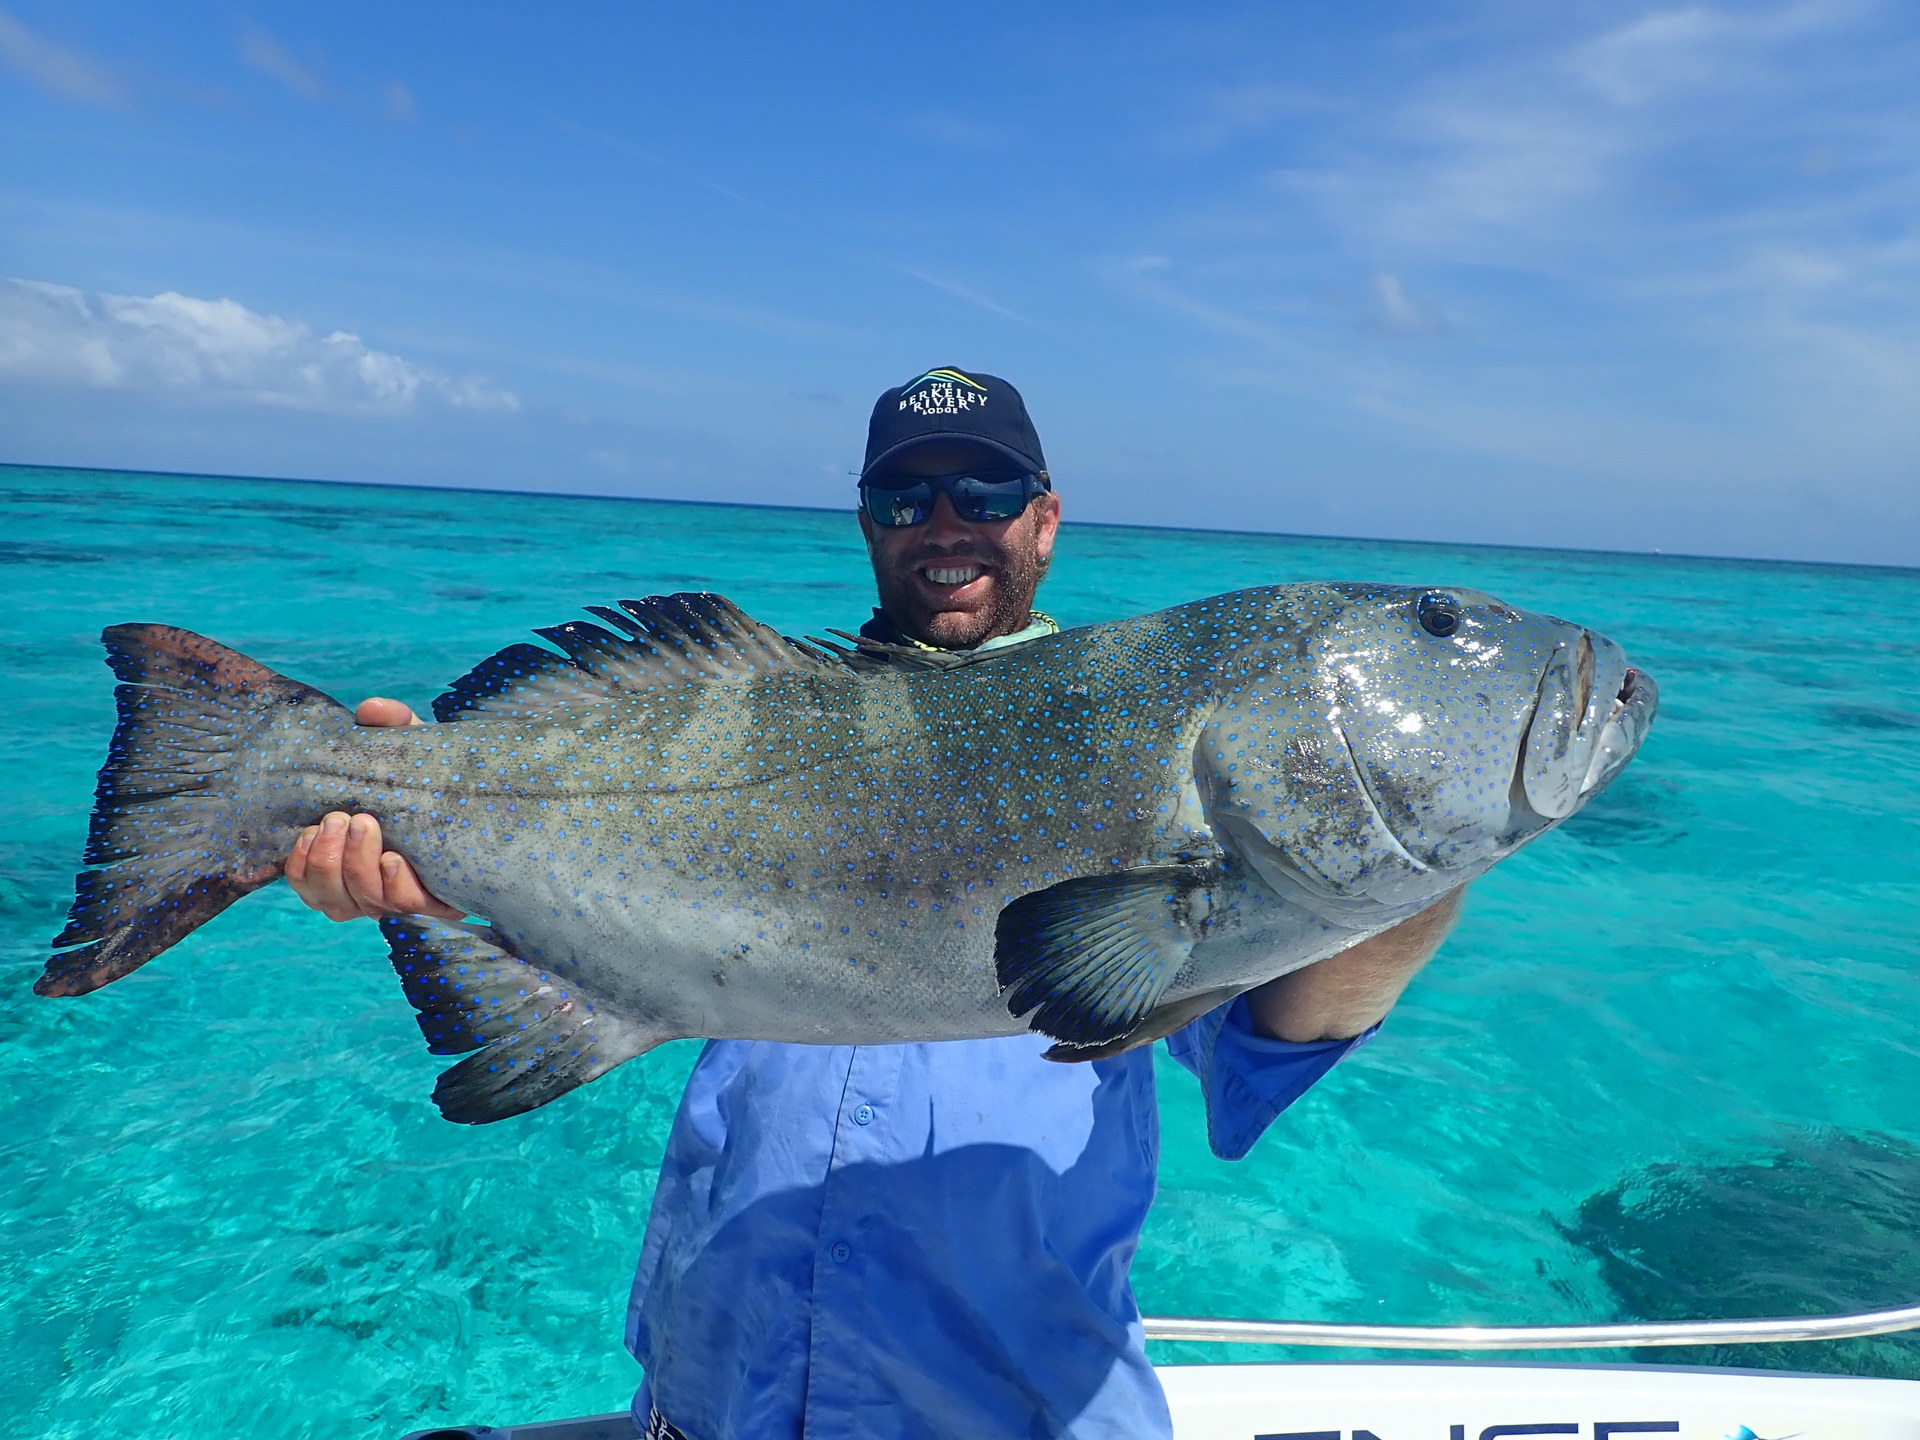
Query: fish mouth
1595 665 1647 741
1510 640 1658 828
1580 662 1658 798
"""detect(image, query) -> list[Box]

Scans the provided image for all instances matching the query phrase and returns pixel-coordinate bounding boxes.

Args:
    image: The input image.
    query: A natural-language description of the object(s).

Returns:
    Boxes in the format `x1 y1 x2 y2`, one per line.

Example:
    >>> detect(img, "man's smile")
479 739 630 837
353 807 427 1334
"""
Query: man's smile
918 562 988 591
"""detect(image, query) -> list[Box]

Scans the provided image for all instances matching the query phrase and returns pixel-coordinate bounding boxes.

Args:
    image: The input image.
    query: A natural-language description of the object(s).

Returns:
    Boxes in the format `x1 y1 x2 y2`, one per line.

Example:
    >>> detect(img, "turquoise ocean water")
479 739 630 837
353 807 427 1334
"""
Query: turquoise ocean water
2 462 1917 1437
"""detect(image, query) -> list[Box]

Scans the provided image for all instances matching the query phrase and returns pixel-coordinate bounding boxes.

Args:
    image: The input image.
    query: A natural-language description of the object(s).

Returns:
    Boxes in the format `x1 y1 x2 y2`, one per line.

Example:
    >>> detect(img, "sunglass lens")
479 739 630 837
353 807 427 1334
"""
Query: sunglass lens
862 474 1035 526
950 476 1031 523
865 483 933 527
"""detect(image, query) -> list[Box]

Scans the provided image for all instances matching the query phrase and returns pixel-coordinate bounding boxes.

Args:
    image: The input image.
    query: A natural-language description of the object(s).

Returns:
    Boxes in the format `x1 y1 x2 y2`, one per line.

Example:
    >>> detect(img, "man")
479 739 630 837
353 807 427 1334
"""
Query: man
287 368 1461 1440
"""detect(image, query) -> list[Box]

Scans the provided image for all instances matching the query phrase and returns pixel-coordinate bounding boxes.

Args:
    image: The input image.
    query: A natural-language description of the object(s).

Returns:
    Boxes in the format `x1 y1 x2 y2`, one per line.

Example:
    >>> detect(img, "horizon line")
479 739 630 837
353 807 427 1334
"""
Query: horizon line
5 458 1915 579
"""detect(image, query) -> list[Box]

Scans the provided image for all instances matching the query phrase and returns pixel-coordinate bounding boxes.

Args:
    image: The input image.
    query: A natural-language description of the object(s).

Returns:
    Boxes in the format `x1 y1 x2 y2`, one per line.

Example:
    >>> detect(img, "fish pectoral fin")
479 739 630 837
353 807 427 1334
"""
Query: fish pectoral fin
994 866 1210 1048
1041 985 1241 1063
380 916 655 1124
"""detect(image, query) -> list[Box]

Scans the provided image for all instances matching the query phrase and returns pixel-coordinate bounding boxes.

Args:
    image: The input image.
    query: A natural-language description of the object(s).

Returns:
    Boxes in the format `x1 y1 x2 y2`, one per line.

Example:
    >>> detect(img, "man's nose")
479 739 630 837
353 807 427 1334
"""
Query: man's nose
918 493 974 546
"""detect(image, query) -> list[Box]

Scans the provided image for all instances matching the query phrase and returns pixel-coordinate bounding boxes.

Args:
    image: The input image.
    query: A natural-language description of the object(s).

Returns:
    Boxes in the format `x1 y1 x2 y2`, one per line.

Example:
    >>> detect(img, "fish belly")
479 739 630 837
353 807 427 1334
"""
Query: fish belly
390 823 1018 1045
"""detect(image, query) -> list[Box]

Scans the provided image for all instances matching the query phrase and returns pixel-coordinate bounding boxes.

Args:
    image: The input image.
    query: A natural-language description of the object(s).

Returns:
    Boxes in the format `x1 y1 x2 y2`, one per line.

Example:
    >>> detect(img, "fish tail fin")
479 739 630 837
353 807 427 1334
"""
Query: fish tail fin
36 624 349 998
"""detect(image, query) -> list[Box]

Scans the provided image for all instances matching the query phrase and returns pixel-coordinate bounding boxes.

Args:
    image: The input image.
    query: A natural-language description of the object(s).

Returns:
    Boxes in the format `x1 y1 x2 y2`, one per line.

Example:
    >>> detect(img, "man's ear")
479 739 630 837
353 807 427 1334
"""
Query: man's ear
1033 492 1062 562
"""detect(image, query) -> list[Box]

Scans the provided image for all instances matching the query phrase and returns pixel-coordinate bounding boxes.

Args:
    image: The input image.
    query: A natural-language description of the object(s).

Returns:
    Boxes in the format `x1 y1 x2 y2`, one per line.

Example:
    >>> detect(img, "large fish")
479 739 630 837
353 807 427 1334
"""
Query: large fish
38 584 1655 1123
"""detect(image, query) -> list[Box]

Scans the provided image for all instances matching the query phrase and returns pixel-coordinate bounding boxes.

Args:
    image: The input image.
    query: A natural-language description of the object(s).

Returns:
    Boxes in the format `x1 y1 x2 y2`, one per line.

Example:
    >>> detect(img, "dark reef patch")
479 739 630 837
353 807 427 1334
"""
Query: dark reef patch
0 541 111 565
1826 704 1920 733
1564 1132 1920 1377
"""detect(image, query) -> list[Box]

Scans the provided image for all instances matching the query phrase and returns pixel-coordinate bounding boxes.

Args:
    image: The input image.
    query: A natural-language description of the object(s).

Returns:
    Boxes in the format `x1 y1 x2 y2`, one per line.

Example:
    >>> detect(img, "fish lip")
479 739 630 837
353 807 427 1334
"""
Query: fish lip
1577 663 1659 797
1520 644 1652 814
1597 666 1649 730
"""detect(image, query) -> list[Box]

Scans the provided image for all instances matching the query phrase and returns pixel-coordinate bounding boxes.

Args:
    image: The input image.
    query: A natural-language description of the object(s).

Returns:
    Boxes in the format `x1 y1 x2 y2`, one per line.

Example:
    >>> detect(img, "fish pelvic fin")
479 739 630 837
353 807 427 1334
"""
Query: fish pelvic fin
431 592 856 723
1041 985 1242 1063
380 916 657 1123
994 865 1214 1048
37 624 347 999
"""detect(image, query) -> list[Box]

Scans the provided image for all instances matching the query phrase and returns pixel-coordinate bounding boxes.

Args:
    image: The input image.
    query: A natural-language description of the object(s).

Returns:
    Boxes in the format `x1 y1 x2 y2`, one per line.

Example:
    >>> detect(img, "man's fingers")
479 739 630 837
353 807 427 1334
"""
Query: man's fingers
286 824 318 883
285 811 454 923
355 696 422 727
380 852 464 921
288 812 360 921
282 696 419 920
339 813 391 916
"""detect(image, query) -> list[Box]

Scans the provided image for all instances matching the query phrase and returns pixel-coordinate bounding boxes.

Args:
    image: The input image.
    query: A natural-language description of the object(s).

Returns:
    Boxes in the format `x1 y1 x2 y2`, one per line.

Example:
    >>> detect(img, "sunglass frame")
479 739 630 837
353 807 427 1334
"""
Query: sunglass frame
858 472 1049 528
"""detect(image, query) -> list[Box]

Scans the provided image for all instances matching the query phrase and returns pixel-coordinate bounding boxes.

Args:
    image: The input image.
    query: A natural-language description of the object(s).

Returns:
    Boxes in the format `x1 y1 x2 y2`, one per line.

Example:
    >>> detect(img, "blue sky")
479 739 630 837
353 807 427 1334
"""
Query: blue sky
1 1 1916 564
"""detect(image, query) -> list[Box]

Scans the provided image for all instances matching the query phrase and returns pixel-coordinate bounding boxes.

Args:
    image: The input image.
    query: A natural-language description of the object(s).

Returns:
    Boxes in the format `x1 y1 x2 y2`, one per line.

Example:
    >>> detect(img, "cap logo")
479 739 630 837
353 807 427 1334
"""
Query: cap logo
899 368 989 416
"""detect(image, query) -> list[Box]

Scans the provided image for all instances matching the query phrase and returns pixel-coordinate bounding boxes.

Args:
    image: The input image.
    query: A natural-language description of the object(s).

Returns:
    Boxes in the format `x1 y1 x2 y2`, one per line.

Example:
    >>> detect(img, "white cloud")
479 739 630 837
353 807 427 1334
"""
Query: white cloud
0 279 519 415
1161 82 1321 153
382 79 416 122
901 112 1009 149
1568 0 1856 107
890 265 1033 324
1097 253 1273 341
1259 1 1877 260
0 7 124 107
238 20 327 99
1086 0 1920 560
1369 273 1450 336
234 20 419 121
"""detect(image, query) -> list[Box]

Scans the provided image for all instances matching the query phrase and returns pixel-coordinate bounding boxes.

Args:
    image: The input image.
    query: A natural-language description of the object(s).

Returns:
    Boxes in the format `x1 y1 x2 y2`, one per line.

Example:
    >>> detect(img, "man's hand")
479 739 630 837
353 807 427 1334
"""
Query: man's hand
282 698 462 923
1244 888 1465 1042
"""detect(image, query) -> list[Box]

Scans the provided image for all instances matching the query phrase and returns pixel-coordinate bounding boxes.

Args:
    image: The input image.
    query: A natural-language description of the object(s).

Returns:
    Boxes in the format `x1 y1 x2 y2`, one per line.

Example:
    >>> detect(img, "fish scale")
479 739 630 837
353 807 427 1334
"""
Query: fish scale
37 583 1656 1123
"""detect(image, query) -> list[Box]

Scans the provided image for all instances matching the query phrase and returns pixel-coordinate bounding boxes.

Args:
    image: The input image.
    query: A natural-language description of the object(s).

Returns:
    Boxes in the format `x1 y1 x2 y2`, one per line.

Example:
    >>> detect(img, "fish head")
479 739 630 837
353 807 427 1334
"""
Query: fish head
1196 583 1658 918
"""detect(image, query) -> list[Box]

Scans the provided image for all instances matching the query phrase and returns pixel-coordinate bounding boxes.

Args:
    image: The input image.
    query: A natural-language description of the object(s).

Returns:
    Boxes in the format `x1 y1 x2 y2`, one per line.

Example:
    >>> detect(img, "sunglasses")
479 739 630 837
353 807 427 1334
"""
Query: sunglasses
859 472 1050 528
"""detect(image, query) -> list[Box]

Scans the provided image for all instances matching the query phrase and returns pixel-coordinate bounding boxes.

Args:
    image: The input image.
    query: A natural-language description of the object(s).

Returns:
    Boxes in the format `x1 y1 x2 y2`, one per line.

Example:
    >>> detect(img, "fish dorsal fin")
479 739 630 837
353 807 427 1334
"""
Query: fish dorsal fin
432 592 852 722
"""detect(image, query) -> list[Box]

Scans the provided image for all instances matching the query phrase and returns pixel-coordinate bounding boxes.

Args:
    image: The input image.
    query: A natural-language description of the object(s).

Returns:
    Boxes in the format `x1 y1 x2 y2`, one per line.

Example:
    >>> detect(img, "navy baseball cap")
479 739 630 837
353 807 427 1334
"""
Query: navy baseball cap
861 367 1049 484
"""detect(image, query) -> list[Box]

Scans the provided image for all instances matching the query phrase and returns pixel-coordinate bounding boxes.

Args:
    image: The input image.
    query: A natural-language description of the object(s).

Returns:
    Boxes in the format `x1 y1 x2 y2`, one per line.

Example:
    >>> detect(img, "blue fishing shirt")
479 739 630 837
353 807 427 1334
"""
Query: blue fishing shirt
625 1000 1368 1440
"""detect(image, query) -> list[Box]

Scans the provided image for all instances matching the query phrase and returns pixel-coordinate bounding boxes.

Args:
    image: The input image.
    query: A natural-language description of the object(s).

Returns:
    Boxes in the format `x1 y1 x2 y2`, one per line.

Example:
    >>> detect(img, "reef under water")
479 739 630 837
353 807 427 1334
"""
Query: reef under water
1564 1131 1920 1377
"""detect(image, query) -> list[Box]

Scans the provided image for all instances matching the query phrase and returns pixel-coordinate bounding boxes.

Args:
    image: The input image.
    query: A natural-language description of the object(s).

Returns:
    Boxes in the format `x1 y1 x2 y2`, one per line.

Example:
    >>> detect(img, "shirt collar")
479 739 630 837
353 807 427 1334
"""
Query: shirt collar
857 608 1059 656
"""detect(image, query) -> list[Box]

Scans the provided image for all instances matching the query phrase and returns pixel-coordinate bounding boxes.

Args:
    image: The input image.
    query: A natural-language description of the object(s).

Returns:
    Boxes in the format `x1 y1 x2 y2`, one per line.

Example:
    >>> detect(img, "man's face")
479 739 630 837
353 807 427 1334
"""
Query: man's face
858 440 1062 650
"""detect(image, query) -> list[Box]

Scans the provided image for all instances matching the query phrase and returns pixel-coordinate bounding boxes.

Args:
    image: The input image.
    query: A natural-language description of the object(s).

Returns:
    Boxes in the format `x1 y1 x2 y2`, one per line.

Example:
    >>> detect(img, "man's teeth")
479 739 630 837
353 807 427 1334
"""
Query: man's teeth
924 565 982 586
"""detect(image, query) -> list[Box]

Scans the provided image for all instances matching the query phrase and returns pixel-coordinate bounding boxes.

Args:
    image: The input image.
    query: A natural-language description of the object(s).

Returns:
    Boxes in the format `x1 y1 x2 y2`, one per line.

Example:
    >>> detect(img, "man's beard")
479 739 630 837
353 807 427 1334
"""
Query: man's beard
877 538 1049 650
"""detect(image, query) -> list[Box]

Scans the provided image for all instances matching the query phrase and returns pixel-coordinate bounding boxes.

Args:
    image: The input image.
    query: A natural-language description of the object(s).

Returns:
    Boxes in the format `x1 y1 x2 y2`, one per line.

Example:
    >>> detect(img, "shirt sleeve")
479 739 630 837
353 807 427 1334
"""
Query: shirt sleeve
1163 996 1376 1161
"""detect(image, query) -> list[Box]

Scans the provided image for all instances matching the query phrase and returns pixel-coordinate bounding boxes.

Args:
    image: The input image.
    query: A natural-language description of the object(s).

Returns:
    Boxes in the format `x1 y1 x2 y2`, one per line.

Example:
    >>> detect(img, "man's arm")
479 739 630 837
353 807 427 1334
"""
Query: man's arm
282 698 462 922
1240 888 1464 1042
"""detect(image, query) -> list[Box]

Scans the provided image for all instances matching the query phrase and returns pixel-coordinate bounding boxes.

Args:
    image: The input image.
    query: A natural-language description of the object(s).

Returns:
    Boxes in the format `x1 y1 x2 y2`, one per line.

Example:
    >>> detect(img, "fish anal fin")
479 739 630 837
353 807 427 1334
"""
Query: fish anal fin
380 916 657 1123
994 866 1213 1048
432 592 852 722
1042 985 1241 1063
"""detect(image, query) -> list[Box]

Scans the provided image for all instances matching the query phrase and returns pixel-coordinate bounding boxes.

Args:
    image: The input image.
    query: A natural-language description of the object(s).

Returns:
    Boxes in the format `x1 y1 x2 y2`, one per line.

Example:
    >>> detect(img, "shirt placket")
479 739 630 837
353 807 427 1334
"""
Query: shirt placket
800 1043 907 1440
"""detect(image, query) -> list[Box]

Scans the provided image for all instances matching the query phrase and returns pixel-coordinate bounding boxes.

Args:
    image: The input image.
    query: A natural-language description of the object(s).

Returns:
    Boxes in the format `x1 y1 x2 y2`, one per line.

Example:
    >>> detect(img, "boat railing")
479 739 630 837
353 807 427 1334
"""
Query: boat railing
1140 1299 1920 1349
395 1304 1920 1438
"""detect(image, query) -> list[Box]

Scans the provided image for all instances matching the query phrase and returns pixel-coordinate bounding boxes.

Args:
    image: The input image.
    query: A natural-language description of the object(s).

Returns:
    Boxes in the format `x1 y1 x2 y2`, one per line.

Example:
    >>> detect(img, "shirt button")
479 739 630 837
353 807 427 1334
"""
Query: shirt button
829 1241 852 1264
853 1104 874 1126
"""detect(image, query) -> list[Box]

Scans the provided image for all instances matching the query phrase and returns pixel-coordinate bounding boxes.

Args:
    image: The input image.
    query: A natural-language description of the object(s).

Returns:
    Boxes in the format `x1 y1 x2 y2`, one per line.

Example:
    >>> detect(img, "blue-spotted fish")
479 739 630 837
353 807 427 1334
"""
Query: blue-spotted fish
38 586 1655 1122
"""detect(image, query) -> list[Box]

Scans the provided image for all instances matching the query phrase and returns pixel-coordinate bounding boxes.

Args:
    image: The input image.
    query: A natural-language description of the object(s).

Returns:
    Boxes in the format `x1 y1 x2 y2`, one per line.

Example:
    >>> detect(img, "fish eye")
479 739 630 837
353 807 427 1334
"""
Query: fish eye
1416 593 1463 637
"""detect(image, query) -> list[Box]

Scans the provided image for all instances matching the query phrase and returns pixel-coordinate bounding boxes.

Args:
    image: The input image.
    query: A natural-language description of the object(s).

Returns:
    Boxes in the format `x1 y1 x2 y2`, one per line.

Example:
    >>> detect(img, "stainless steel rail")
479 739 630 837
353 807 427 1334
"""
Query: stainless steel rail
1141 1301 1920 1350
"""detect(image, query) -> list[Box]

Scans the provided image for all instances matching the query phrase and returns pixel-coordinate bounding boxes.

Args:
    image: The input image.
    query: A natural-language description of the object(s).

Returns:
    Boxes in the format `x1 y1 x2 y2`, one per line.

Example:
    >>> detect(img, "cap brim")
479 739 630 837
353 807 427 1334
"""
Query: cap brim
861 433 1043 480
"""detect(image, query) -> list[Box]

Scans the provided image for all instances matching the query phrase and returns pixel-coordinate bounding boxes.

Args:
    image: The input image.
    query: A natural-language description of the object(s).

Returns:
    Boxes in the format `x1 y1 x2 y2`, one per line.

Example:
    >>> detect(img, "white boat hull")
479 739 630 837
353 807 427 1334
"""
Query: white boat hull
1159 1362 1920 1440
395 1361 1920 1439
